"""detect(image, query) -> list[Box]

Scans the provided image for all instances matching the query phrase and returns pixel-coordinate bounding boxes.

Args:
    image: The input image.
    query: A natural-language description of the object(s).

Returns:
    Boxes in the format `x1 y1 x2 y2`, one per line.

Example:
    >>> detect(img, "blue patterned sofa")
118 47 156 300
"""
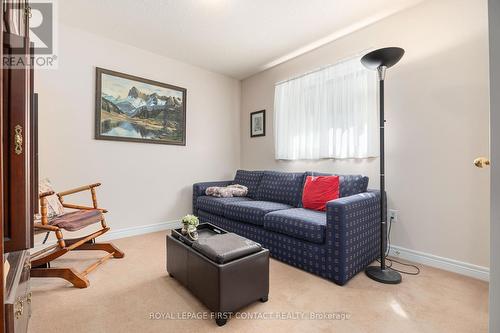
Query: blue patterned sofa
192 170 381 285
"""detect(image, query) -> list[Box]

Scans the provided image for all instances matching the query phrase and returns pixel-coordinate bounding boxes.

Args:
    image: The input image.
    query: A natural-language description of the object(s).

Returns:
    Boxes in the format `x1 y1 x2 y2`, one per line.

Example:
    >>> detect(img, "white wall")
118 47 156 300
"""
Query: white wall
240 0 490 268
36 24 241 238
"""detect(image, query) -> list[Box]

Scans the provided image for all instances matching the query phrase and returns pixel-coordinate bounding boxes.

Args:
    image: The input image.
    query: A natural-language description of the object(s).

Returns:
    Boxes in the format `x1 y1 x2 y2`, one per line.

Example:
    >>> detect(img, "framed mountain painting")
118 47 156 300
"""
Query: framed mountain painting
95 68 187 145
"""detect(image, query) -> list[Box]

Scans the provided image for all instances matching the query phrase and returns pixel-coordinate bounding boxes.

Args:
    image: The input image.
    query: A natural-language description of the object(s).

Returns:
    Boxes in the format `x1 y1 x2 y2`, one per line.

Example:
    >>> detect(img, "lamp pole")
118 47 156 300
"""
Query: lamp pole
361 47 404 284
378 66 387 271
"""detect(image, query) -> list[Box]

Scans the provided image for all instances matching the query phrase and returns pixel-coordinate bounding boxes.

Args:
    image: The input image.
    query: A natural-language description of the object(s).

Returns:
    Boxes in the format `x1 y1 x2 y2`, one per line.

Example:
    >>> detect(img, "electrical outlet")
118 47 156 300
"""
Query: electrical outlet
388 209 398 223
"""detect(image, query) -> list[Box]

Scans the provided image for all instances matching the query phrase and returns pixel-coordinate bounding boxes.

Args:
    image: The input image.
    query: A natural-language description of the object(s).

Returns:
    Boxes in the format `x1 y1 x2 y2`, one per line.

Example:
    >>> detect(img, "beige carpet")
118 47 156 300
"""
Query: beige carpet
29 231 488 333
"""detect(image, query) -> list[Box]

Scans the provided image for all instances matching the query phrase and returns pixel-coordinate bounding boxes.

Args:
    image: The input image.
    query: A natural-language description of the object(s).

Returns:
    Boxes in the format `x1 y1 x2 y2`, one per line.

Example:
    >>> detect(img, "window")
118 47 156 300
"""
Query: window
274 55 378 160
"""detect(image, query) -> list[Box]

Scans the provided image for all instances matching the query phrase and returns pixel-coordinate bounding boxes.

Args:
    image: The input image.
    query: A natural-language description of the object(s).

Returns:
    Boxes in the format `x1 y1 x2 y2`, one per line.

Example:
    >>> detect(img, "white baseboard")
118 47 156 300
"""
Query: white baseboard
32 220 489 282
99 220 181 241
388 245 490 281
33 220 181 251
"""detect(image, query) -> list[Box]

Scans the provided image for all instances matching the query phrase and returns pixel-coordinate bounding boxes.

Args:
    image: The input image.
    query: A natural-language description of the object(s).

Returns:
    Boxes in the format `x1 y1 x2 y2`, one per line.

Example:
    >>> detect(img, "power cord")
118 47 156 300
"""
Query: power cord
376 215 420 275
42 231 50 244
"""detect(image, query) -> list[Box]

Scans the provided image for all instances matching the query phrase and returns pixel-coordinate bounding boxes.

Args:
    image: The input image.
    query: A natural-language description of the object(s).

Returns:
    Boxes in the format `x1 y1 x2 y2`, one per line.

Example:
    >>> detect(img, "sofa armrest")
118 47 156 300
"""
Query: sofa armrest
192 180 233 214
325 190 381 285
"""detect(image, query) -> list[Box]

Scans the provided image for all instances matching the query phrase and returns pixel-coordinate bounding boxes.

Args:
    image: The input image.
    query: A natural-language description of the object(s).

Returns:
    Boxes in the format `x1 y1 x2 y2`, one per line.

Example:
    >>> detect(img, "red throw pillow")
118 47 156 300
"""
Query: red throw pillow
302 176 340 211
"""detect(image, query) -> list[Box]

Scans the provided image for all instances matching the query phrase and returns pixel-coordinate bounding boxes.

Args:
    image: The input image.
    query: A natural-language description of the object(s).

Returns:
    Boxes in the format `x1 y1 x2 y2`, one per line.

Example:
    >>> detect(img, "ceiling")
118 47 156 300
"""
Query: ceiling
57 0 423 79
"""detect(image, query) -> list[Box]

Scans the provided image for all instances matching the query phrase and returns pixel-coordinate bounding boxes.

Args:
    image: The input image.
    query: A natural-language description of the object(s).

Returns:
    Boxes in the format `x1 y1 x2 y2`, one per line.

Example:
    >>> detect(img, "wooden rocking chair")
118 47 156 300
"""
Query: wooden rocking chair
30 182 124 288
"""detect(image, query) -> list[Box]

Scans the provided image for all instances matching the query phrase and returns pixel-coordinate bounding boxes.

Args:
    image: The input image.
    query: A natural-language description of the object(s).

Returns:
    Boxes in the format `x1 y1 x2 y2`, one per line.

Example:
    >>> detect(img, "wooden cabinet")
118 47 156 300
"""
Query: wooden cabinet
1 1 37 332
4 251 31 333
2 31 35 253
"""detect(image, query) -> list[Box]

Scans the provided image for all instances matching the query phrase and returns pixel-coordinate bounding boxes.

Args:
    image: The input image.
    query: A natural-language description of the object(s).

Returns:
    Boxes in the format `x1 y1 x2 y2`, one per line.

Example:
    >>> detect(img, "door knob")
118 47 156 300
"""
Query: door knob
474 157 490 168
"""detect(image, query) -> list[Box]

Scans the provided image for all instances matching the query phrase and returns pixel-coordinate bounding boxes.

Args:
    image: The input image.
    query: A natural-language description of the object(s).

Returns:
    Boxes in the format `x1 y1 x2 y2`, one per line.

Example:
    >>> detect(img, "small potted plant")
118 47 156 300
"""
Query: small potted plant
181 214 199 240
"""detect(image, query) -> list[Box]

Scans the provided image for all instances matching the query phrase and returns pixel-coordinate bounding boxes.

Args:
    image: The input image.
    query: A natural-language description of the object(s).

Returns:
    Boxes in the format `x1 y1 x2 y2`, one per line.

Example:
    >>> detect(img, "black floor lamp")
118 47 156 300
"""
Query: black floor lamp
361 47 405 284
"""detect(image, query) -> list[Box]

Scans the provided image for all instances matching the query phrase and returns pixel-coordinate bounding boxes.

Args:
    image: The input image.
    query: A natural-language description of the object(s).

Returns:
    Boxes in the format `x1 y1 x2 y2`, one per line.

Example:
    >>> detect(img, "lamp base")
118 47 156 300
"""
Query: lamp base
365 266 402 284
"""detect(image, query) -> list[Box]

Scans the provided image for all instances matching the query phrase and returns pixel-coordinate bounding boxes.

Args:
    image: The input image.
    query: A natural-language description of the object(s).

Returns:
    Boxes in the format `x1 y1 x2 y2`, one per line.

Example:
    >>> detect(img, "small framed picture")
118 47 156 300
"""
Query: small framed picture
250 110 266 137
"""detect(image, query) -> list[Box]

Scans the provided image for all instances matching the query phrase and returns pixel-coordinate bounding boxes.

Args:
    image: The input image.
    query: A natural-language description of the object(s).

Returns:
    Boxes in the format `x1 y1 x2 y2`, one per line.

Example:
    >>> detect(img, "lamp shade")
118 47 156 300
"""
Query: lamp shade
361 47 405 70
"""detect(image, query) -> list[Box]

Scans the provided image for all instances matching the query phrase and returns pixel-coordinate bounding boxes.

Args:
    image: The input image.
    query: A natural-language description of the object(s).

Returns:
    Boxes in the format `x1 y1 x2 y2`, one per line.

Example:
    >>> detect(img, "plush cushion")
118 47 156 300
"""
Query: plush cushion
302 176 339 211
263 208 326 244
305 172 369 197
233 170 263 199
49 209 103 232
37 178 65 220
205 184 248 198
257 171 305 206
225 200 292 226
196 196 253 216
193 181 233 214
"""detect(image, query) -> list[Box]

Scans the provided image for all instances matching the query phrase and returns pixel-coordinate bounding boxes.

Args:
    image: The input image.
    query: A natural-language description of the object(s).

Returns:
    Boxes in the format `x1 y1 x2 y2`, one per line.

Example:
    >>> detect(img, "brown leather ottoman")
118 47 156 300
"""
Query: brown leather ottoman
166 224 269 326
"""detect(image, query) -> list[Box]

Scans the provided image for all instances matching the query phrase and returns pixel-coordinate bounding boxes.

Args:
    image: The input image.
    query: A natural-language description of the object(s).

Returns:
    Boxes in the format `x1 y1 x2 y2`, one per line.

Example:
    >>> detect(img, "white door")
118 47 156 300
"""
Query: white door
489 1 499 332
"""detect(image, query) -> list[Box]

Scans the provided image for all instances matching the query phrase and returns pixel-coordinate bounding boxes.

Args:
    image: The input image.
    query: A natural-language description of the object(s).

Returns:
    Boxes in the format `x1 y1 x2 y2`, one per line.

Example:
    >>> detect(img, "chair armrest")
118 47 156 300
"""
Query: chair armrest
39 190 55 198
192 180 233 214
325 190 381 285
57 183 102 198
57 182 105 212
61 203 108 213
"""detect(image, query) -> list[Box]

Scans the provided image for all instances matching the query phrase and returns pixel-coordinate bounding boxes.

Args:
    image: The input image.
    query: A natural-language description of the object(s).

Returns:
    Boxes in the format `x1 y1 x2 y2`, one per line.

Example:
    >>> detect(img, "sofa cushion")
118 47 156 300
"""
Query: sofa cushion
338 175 369 197
225 200 292 226
197 196 253 216
305 172 369 197
233 170 263 199
263 208 326 244
257 171 305 206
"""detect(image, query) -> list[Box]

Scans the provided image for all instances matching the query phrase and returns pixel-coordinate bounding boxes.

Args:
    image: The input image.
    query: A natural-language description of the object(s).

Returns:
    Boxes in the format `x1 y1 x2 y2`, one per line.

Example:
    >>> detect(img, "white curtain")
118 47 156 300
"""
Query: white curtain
274 55 378 160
